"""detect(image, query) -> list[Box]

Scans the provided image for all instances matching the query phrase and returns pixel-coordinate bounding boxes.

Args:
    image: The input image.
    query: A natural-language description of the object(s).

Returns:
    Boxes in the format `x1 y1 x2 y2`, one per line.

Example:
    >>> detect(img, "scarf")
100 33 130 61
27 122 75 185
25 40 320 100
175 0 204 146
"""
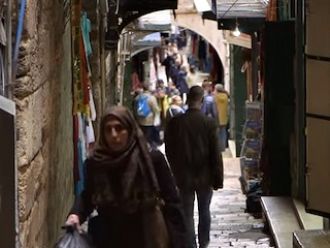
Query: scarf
91 106 159 203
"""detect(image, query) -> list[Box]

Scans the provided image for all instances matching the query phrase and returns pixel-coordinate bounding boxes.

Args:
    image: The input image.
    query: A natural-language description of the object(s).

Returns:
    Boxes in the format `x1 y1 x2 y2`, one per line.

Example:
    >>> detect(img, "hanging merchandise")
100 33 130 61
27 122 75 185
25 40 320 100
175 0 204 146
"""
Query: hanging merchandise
239 102 263 195
149 57 157 88
266 0 277 21
76 113 87 195
81 11 92 75
89 87 96 121
71 5 96 194
81 12 92 57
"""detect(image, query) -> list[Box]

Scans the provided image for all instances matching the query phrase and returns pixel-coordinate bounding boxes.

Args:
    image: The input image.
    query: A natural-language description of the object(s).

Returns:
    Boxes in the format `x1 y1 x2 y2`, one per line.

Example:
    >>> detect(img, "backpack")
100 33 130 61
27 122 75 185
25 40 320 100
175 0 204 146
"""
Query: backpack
136 95 151 118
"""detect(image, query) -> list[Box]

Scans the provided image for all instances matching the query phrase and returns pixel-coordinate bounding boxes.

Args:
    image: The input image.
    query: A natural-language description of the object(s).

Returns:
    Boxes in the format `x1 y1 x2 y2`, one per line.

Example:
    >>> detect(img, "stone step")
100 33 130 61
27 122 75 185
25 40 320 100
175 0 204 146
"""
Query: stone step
261 197 302 248
293 230 330 248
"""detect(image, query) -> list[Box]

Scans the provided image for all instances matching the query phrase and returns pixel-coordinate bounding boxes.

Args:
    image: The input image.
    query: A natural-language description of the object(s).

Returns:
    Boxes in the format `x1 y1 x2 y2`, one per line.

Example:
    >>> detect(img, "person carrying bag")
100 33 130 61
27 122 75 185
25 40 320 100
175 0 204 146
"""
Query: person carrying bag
65 106 187 248
55 225 94 248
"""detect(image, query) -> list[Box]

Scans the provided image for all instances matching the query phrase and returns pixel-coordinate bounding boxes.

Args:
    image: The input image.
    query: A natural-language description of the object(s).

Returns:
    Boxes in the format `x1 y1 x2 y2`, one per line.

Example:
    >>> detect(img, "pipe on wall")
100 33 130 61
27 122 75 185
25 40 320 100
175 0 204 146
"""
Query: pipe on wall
12 0 26 78
5 0 12 98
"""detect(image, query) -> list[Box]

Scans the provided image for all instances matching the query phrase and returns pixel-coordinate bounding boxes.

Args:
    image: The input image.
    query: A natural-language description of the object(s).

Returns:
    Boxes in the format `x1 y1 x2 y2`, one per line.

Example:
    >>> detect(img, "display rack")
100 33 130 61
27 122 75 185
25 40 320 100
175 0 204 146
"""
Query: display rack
240 101 263 195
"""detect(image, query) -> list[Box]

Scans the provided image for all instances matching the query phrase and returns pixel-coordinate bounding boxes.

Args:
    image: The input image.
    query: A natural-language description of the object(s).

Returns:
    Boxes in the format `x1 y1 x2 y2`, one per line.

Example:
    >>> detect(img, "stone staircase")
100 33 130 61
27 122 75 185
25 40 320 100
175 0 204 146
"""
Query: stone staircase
195 157 274 247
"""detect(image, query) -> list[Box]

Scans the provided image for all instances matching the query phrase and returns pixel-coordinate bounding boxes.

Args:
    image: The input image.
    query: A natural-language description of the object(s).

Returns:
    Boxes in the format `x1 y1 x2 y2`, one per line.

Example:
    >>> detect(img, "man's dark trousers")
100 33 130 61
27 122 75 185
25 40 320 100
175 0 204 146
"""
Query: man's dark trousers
181 187 213 248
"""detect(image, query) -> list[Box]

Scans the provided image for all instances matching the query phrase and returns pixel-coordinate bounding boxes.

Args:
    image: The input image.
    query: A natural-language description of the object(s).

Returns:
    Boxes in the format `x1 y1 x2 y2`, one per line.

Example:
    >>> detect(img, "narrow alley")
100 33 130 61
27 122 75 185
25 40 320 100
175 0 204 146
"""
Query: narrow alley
1 0 330 247
205 156 273 248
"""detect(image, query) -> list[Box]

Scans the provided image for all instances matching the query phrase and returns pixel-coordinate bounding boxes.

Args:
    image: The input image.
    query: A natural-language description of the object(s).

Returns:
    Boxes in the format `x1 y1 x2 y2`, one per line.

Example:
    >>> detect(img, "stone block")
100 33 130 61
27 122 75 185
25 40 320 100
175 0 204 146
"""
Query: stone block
25 0 39 39
16 83 51 167
20 190 48 248
18 150 46 221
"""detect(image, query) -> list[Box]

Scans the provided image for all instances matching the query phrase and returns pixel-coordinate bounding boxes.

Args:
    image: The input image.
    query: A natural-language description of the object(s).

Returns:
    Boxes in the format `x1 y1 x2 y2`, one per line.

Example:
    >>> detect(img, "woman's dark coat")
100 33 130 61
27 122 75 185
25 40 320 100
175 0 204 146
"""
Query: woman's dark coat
70 149 186 248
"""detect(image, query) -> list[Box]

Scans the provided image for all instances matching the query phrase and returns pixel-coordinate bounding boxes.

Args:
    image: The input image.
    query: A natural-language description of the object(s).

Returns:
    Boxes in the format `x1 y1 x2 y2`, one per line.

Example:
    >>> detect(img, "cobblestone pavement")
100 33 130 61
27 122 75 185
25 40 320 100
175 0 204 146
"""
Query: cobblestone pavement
159 144 274 247
199 156 274 248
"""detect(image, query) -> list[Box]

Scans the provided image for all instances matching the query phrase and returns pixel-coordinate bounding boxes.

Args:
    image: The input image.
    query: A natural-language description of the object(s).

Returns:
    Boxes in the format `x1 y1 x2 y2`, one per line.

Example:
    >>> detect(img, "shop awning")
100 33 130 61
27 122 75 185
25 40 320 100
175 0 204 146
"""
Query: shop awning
216 0 269 19
130 10 171 56
214 0 269 32
106 0 177 50
137 10 172 31
131 32 162 56
134 32 162 46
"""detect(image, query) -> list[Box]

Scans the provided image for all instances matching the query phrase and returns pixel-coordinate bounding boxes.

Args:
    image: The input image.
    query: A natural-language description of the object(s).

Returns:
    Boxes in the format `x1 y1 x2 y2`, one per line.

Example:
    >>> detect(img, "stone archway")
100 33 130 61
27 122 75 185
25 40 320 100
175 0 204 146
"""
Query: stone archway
171 12 229 86
172 12 227 75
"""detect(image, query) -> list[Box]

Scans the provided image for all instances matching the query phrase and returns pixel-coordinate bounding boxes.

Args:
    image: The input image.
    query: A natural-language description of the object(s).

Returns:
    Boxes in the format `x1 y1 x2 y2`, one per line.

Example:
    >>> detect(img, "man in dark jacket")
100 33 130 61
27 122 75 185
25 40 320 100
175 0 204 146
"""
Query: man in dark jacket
165 86 224 248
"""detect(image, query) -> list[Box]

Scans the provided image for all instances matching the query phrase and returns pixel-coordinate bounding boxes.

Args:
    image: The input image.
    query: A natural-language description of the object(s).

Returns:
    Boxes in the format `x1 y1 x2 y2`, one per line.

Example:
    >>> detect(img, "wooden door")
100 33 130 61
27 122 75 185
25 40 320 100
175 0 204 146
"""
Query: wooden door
305 0 330 217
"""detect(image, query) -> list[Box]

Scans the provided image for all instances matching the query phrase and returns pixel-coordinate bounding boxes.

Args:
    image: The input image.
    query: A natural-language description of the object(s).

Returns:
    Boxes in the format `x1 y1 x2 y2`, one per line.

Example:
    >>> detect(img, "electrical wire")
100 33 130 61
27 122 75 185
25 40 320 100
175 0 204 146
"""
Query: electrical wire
218 0 270 19
219 0 240 19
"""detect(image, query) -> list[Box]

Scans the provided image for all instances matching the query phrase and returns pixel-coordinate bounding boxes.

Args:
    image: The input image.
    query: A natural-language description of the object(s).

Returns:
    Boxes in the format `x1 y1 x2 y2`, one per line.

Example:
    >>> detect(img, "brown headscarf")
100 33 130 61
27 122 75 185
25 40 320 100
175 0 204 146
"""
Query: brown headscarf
92 105 159 201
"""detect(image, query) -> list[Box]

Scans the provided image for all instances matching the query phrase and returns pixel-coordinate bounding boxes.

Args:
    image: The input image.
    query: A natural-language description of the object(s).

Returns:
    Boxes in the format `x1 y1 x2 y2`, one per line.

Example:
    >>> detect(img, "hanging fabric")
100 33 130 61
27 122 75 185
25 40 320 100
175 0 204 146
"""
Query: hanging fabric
266 0 277 21
72 7 97 195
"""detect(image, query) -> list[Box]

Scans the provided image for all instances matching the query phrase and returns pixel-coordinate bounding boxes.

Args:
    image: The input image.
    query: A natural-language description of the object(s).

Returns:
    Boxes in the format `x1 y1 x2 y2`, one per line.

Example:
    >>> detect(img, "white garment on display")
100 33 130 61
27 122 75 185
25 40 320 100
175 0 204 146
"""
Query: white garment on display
86 118 96 144
149 58 157 90
158 65 168 86
77 112 87 162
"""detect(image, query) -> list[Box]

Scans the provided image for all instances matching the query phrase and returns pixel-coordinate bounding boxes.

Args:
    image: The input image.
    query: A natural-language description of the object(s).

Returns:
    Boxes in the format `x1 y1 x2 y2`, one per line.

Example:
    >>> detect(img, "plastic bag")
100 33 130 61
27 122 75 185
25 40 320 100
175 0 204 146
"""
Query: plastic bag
55 226 94 248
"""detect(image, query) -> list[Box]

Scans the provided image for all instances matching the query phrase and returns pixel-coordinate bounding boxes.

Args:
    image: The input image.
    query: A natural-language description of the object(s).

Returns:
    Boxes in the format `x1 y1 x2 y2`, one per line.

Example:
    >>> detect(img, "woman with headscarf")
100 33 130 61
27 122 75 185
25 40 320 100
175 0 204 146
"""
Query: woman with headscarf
66 106 186 248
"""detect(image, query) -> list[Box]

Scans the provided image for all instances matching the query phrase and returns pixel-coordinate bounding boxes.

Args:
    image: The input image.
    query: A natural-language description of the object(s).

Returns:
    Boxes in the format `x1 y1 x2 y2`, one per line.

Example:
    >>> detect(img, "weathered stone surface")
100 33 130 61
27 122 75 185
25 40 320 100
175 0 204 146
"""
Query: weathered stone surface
45 21 74 247
15 0 64 99
25 0 39 39
19 189 48 248
15 1 74 247
18 150 45 221
172 12 227 75
16 82 51 167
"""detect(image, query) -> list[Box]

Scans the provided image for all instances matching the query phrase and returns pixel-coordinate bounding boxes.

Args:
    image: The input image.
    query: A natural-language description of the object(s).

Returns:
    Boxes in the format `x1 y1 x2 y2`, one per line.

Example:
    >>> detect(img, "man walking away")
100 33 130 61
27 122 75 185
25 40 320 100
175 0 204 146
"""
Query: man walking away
214 84 229 152
165 86 224 248
201 81 218 124
134 82 160 148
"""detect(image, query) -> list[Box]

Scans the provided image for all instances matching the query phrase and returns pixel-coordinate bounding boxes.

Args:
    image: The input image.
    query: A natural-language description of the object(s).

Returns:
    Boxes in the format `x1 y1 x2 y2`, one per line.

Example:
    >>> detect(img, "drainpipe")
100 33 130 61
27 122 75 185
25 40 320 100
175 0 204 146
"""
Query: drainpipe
13 0 26 80
5 0 12 99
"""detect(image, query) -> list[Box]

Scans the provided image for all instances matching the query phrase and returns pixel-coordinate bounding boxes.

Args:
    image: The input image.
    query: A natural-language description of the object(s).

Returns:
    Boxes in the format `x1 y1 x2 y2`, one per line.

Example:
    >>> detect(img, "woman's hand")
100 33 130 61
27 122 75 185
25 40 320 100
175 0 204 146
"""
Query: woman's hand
65 214 80 227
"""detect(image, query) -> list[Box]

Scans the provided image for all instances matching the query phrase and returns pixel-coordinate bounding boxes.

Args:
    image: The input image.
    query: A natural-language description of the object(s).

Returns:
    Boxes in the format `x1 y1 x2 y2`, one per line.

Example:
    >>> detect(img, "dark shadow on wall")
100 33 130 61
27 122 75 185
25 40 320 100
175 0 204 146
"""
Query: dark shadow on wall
262 21 295 196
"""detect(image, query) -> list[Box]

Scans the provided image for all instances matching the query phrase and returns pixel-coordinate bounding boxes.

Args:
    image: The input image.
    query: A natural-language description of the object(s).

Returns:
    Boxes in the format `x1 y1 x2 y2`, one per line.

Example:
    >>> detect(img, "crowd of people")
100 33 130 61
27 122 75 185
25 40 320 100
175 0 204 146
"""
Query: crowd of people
131 74 229 152
64 83 228 248
63 41 230 248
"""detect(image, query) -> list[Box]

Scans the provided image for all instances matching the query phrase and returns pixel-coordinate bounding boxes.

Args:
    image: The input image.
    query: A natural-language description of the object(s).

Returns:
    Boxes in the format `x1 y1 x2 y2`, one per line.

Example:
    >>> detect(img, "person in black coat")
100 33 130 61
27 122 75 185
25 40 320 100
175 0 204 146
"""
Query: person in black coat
66 106 186 248
165 86 224 248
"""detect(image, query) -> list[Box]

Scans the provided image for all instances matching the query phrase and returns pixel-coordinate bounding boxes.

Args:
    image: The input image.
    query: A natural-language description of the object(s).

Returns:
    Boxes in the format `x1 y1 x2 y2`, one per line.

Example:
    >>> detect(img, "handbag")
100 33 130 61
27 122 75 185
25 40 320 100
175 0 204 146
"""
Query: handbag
142 200 170 248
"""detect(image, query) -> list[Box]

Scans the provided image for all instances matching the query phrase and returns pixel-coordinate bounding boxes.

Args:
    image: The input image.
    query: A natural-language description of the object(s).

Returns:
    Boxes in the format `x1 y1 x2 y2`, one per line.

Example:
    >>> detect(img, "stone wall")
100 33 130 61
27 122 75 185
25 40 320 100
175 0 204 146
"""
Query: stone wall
14 0 74 247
